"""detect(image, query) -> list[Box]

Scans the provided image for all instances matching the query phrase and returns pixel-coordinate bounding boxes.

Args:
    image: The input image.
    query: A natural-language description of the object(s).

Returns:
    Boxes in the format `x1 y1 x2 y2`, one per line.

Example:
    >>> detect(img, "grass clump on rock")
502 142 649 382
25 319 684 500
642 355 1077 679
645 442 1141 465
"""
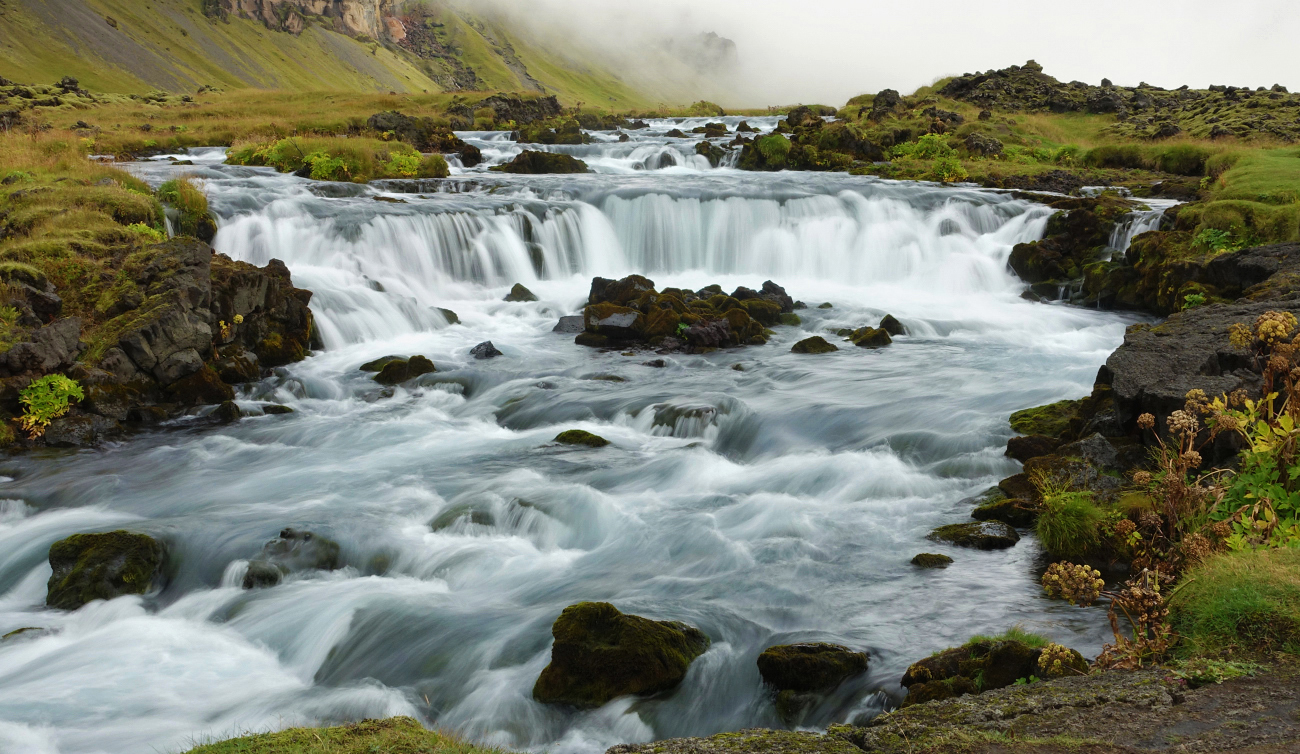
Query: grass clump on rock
533 601 709 708
157 176 217 242
1035 486 1104 560
183 717 503 754
555 429 609 448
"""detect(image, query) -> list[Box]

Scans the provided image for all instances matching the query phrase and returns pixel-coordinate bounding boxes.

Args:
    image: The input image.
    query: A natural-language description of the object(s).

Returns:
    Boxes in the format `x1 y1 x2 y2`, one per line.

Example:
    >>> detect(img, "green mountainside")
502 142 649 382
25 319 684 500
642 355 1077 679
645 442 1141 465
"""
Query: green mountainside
0 0 690 107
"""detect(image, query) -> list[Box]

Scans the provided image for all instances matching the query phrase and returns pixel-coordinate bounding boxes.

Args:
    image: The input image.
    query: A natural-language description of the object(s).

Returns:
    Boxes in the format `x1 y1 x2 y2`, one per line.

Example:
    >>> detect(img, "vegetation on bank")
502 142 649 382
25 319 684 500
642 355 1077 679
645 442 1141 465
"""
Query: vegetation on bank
183 717 503 754
225 136 449 181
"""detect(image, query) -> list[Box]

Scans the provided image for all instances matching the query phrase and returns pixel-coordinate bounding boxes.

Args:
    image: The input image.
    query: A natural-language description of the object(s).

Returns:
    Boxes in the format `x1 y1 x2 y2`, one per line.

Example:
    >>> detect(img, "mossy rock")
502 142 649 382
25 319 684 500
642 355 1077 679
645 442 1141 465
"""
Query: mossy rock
589 275 656 306
504 283 538 302
998 472 1040 503
740 298 782 326
1009 399 1083 439
359 355 404 372
167 365 235 406
46 531 165 610
494 150 589 174
778 312 802 327
850 327 893 348
879 314 905 336
373 355 436 385
243 528 341 589
792 336 838 354
584 302 644 339
555 429 609 447
972 498 1038 528
818 302 833 309
757 643 869 692
901 639 1048 706
533 601 710 708
255 331 307 368
437 308 460 325
927 521 1020 550
911 553 953 568
575 332 610 348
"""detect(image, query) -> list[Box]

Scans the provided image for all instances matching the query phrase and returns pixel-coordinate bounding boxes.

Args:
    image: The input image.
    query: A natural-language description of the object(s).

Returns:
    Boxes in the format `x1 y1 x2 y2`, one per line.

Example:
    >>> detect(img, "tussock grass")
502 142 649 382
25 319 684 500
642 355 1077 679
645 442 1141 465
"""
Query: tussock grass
965 626 1052 648
1172 548 1300 657
226 136 449 182
182 717 505 754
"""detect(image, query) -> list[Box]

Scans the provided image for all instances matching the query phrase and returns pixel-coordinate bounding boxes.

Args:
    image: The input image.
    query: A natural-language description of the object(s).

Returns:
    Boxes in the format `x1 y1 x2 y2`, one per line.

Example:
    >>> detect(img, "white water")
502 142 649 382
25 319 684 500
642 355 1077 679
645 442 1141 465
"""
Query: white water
0 120 1137 754
1107 197 1181 260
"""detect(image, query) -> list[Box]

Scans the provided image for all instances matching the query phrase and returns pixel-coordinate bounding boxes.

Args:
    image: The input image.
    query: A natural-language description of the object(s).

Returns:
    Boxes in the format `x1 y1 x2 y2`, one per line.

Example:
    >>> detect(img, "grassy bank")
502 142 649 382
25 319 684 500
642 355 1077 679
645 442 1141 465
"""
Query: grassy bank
225 136 449 181
183 717 503 754
1173 548 1300 658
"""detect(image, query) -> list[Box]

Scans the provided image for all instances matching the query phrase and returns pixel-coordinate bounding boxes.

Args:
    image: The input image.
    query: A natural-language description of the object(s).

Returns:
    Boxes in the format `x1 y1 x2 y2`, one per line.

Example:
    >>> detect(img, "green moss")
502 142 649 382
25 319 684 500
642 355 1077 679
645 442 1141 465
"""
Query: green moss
964 627 1051 649
46 530 165 610
911 553 953 568
791 336 837 354
555 429 609 448
255 331 307 368
757 643 869 692
183 716 503 754
1009 399 1083 438
533 601 710 708
1173 548 1300 657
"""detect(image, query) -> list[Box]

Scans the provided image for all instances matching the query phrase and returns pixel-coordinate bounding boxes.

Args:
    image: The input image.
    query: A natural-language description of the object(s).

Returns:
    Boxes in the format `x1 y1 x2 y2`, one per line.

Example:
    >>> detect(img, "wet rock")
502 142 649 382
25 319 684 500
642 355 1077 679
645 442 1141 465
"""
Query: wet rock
584 303 644 340
555 430 609 448
575 332 610 348
900 639 1084 706
1057 433 1121 471
359 355 405 372
533 602 710 708
42 413 118 448
212 400 243 424
373 355 436 384
553 316 584 333
758 643 869 693
504 283 538 302
850 327 892 348
684 319 731 348
1006 434 1061 462
879 314 906 336
495 151 589 174
642 359 667 368
997 472 1039 503
212 346 260 384
590 275 656 307
972 497 1038 528
470 341 503 359
46 531 166 610
262 405 294 415
911 553 953 568
437 308 460 325
792 336 838 354
242 528 341 589
927 521 1020 550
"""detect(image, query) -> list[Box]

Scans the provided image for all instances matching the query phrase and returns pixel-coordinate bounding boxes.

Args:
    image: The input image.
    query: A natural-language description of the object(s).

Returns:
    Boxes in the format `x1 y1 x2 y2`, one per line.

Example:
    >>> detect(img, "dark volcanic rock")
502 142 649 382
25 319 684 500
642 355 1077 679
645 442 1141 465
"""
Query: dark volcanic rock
504 283 538 302
553 316 584 333
47 531 165 610
470 341 504 359
927 521 1020 549
495 151 589 174
757 643 869 692
533 602 709 708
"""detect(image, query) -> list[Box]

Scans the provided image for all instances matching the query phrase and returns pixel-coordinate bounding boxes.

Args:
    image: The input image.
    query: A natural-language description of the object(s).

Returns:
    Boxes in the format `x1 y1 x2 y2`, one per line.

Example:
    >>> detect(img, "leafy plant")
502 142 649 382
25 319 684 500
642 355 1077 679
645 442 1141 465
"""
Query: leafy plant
1182 293 1207 310
1169 658 1259 687
929 154 969 183
892 133 953 160
126 222 165 243
1192 227 1241 253
305 151 348 181
384 151 421 178
18 374 84 438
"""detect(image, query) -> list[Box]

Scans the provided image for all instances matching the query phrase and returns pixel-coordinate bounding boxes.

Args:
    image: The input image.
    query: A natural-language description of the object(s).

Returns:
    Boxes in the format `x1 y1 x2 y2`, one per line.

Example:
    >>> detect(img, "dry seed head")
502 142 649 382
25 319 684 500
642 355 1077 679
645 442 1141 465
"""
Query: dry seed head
1167 410 1199 436
1137 413 1156 430
1181 450 1203 468
1132 470 1152 485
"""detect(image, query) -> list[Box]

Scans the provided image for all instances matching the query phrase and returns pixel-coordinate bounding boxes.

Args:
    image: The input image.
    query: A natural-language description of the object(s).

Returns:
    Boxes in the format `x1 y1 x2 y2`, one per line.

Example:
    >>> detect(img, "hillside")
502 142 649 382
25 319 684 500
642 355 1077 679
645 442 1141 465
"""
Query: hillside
0 0 726 107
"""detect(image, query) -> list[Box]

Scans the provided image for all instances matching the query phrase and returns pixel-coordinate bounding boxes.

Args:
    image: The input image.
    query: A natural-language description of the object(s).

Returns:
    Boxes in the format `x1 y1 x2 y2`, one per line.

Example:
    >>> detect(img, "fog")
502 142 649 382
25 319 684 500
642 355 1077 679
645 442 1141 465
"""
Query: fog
464 0 1300 107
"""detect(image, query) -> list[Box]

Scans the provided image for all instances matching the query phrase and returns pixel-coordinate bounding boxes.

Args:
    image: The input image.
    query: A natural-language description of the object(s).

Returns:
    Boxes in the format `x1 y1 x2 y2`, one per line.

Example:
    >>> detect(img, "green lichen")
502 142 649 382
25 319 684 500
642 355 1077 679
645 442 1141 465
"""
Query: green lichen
1009 399 1084 438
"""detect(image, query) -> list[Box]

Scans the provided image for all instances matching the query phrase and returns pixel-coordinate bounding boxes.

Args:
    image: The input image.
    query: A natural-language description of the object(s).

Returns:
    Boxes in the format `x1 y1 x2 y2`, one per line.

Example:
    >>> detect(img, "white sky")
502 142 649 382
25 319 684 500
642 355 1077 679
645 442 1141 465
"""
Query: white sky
482 0 1300 106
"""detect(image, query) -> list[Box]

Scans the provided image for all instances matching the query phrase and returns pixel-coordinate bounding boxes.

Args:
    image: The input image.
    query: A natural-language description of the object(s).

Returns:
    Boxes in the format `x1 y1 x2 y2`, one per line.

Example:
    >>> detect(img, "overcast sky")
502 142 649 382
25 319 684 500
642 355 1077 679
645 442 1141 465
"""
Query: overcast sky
487 0 1300 106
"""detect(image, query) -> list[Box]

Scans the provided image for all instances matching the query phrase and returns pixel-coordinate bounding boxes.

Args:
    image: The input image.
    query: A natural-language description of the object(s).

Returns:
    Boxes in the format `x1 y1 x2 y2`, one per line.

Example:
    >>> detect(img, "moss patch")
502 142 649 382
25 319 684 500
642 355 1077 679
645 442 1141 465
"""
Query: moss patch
554 429 609 448
46 530 165 610
184 716 503 754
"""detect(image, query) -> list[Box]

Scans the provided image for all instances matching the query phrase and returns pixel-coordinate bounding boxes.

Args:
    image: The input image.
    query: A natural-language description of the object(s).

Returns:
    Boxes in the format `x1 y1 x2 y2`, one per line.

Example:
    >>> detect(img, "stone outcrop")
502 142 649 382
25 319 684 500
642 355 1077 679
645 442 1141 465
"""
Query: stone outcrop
900 638 1086 706
533 602 710 708
207 0 401 40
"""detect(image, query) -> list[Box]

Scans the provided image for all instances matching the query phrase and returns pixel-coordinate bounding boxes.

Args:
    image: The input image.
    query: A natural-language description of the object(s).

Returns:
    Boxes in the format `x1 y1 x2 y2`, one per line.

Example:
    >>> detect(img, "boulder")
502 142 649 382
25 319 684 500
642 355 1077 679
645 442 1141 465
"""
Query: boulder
555 430 609 448
901 639 1087 706
242 528 341 589
850 327 892 348
757 643 869 692
584 303 644 340
972 498 1038 528
495 151 589 174
1006 434 1061 462
470 341 503 359
911 553 953 568
373 355 436 384
359 355 405 372
792 336 838 354
878 314 906 336
963 132 1004 158
533 602 710 708
504 283 538 302
927 521 1020 550
590 275 656 306
553 316 584 333
46 531 165 610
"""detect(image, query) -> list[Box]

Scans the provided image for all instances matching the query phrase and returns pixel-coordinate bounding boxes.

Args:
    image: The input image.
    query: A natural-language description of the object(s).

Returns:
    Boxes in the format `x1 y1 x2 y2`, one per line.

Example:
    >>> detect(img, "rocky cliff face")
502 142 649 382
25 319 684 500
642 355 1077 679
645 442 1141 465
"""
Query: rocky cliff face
210 0 402 39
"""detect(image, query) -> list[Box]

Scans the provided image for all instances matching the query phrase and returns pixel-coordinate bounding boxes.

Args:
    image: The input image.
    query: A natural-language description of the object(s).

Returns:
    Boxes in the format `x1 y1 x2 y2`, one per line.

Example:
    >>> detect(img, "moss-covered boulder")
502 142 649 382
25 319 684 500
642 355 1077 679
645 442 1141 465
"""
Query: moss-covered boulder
46 531 165 610
359 355 404 372
373 355 436 385
901 638 1085 706
504 283 538 302
555 429 610 448
740 298 782 326
792 336 838 354
533 602 710 708
583 302 644 340
927 521 1020 550
589 275 656 306
911 553 953 568
971 497 1038 528
1009 399 1085 438
850 327 893 348
494 151 589 174
1006 434 1062 462
879 314 905 336
243 528 341 589
757 643 869 692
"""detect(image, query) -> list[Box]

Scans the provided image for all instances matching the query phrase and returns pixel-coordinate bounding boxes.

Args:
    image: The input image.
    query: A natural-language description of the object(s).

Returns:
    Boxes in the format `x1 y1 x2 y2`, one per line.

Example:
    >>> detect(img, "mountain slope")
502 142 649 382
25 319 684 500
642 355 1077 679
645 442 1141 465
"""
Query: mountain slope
0 0 719 107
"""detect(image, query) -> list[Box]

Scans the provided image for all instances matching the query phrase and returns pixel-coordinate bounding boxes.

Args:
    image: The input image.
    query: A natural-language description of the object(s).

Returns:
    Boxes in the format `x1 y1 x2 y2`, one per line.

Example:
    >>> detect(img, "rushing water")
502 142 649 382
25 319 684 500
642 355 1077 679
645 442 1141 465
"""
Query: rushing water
0 119 1138 754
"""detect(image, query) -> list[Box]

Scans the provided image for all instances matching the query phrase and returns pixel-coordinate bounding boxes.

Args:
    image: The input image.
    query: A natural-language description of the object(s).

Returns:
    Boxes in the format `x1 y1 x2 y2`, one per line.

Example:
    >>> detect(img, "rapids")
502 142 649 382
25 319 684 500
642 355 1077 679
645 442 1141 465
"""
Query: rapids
0 118 1140 754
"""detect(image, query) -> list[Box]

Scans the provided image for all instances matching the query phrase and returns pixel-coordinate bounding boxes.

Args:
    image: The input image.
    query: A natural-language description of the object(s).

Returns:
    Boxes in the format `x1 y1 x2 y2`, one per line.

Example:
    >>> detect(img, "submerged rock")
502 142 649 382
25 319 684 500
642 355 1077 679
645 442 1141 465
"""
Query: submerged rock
911 553 953 568
757 643 869 692
243 528 342 589
495 151 590 174
533 602 710 708
373 355 436 384
470 341 504 359
46 531 166 610
927 521 1020 550
850 327 893 348
553 315 584 333
504 283 538 302
792 336 838 354
555 430 609 448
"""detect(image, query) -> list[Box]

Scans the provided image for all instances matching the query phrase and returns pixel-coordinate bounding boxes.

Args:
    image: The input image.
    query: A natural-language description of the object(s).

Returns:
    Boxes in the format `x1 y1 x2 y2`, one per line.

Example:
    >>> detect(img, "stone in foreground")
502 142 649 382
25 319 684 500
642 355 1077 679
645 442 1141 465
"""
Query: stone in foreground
927 521 1020 549
533 601 709 708
47 531 165 610
555 430 610 448
792 336 838 354
757 643 869 692
911 553 953 568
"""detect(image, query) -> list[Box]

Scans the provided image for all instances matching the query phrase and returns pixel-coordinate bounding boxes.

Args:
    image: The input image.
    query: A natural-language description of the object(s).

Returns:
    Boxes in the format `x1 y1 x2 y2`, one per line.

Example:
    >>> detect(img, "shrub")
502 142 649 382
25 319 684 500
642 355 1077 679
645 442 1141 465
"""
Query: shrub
964 626 1051 648
418 154 450 178
126 222 165 243
929 154 968 183
1036 488 1104 559
1172 548 1300 656
18 374 84 438
1192 227 1239 252
1182 292 1207 310
893 133 953 160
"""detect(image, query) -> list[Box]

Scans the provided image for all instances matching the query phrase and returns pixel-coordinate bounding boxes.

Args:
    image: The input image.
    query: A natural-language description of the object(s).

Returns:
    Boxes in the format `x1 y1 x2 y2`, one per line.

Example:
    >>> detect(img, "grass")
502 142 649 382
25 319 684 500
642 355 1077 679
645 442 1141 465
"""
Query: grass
182 717 505 754
965 626 1052 649
1036 489 1104 560
225 136 449 182
1172 547 1300 657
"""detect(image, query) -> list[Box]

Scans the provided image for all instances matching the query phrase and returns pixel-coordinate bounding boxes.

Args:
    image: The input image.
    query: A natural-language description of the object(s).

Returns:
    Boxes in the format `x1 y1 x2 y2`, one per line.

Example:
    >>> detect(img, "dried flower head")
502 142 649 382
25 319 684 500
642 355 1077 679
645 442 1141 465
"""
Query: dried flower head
1181 450 1203 468
1212 412 1240 433
1181 532 1214 564
1256 311 1298 346
1184 389 1210 415
1268 355 1290 375
1132 470 1153 485
1038 643 1081 678
1230 389 1250 407
1137 413 1156 430
1228 322 1253 350
1167 410 1199 437
1210 521 1232 540
1139 511 1163 531
1042 561 1105 606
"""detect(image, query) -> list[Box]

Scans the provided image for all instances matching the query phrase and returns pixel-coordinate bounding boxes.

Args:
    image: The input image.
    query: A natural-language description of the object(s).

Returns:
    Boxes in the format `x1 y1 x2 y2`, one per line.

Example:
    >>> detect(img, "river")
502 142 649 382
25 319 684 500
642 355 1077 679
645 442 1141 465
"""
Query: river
0 117 1138 754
